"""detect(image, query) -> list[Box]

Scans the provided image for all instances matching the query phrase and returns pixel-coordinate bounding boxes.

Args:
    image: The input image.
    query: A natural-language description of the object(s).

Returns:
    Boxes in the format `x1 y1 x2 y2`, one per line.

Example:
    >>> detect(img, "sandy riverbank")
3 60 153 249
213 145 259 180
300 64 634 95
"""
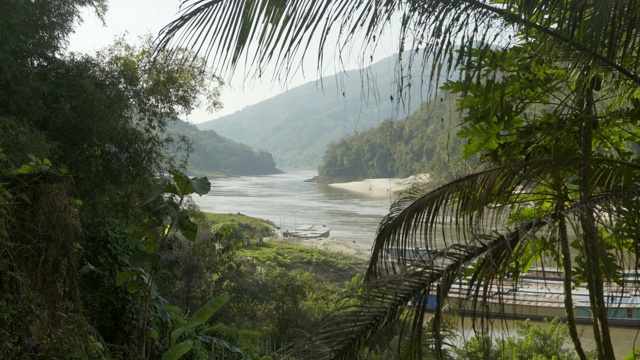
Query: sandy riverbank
261 174 430 259
327 174 430 197
266 236 373 260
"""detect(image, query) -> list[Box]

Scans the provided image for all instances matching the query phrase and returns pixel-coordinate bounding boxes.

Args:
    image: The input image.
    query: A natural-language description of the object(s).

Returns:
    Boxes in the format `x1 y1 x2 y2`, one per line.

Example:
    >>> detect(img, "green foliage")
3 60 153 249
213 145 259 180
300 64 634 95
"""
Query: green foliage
115 170 212 358
454 318 596 360
456 333 498 360
0 1 253 358
165 294 251 360
163 293 240 360
163 341 194 360
625 349 640 360
204 212 276 242
0 291 37 360
0 153 115 358
239 242 361 279
156 220 244 314
318 96 468 182
0 0 106 118
202 323 240 344
211 240 366 355
197 52 432 168
499 319 577 360
172 293 230 345
81 219 143 349
168 120 282 176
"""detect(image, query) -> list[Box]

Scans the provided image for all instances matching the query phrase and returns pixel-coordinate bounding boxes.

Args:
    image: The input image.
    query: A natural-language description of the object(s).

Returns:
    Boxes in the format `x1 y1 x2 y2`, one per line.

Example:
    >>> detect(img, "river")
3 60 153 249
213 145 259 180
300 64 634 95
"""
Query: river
194 169 396 244
194 169 640 357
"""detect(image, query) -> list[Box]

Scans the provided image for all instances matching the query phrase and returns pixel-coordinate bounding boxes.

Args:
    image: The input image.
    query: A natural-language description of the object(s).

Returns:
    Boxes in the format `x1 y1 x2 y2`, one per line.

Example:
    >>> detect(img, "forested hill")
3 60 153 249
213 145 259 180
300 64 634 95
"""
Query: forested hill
318 94 467 182
168 120 282 176
198 52 449 168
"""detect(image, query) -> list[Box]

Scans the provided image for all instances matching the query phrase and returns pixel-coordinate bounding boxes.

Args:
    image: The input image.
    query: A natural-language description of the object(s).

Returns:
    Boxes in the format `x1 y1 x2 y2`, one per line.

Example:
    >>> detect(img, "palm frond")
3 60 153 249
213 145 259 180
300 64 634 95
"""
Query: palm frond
368 157 640 278
289 213 553 359
290 157 640 359
156 0 394 80
156 1 640 87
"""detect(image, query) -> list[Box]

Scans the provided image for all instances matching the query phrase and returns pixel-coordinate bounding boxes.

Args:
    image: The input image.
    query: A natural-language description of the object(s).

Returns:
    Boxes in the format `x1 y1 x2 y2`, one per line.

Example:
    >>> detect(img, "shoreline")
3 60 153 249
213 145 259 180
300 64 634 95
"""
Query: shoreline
266 236 372 260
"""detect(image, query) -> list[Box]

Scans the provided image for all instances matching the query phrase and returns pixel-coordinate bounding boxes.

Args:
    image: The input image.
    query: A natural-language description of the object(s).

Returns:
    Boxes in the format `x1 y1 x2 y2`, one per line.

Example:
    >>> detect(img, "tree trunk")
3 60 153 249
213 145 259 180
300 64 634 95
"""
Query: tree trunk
577 69 615 360
557 210 587 360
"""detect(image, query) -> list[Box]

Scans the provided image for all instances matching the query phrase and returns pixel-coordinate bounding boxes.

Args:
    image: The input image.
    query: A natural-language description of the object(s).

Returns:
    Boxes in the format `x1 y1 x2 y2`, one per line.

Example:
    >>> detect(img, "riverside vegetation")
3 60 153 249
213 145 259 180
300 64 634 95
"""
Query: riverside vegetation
158 1 640 359
0 2 315 358
318 95 468 183
4 0 640 359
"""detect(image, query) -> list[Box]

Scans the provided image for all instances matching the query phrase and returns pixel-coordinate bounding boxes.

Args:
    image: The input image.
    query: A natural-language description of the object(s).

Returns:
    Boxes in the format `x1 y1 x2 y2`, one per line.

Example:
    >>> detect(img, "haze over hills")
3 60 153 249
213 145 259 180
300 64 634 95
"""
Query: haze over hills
198 52 451 168
168 120 282 176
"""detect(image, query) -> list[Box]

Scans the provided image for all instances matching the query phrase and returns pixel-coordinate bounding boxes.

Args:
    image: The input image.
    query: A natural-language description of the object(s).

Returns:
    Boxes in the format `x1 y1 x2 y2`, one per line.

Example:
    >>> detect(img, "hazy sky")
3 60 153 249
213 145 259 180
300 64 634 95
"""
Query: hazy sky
67 1 401 124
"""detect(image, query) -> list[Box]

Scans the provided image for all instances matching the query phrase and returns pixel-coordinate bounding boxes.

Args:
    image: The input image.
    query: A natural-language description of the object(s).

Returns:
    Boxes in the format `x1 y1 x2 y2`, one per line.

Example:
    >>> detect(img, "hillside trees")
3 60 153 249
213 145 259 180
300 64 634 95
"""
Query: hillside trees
0 1 232 358
318 96 466 182
158 1 640 359
168 121 282 176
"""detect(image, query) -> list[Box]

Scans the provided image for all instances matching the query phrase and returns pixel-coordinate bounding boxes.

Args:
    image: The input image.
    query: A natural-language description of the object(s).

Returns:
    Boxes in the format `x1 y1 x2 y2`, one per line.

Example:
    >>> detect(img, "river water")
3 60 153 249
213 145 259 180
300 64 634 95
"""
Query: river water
194 169 640 357
194 169 396 244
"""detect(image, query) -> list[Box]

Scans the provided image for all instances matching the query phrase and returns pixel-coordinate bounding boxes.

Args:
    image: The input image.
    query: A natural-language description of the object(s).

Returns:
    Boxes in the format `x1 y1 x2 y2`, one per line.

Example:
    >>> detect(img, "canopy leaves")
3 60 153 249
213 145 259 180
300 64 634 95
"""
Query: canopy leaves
157 1 640 359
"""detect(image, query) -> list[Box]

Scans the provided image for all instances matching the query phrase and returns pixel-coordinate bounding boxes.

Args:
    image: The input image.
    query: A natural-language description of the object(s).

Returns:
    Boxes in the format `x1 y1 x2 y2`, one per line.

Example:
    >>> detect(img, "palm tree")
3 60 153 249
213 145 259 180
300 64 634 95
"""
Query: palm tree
157 1 640 359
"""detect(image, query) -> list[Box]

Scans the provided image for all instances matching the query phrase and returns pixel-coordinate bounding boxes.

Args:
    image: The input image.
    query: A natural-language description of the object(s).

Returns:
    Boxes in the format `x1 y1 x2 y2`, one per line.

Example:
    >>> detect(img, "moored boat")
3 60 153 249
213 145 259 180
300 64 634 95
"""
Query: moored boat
415 267 640 327
283 224 331 238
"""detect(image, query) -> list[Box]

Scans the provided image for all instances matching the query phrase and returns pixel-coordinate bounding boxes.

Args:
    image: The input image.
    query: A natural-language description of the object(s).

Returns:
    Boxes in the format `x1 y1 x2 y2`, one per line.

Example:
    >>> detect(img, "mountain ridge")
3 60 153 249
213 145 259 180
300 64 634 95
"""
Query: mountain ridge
168 120 282 176
198 52 446 168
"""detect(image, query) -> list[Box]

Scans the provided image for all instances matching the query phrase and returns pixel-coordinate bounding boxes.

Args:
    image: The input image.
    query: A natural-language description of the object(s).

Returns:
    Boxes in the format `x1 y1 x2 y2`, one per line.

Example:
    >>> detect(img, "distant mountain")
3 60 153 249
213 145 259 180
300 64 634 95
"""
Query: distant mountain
168 120 282 176
198 52 451 168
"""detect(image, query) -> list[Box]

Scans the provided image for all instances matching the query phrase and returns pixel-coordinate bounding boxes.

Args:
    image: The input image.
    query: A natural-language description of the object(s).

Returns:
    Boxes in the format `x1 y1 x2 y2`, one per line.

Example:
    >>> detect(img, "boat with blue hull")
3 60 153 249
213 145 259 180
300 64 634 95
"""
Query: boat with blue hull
414 267 640 327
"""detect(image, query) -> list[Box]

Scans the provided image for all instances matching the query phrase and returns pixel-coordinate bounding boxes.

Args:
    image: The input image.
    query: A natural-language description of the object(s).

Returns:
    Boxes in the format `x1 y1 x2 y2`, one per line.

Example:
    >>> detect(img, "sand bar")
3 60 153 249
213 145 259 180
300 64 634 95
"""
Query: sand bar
327 174 430 197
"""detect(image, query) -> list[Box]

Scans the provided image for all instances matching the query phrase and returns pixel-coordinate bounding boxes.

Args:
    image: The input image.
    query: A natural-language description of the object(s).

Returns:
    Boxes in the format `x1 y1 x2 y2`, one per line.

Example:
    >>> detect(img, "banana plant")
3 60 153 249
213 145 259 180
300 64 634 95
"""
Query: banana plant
115 169 210 359
162 292 248 360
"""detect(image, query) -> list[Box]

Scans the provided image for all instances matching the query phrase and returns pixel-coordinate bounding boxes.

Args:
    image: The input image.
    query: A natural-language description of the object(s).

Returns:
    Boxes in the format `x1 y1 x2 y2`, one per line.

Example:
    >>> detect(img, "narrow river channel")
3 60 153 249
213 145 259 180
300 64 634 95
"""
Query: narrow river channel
194 169 396 244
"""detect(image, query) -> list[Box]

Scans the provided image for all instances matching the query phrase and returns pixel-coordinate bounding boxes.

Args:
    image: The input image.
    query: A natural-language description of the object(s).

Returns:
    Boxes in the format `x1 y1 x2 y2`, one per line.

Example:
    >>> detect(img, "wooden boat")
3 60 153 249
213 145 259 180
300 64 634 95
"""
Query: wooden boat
282 224 330 238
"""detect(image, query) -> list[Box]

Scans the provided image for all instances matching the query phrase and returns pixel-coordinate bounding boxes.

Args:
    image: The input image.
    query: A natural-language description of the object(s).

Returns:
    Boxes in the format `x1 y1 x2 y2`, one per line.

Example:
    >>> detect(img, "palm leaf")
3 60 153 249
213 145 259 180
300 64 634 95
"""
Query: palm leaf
156 1 640 87
289 218 549 359
289 157 640 359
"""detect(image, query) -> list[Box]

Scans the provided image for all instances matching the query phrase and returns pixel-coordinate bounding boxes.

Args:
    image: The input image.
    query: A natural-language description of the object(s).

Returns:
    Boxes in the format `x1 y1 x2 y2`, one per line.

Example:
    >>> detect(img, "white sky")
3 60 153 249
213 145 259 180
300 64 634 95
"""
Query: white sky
67 0 400 124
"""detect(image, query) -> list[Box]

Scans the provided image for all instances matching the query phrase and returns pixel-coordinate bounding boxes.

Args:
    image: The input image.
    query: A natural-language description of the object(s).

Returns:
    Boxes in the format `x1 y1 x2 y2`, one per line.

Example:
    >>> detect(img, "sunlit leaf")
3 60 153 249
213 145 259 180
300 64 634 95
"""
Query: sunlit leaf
178 214 198 242
115 269 143 286
170 322 201 347
127 280 144 294
196 335 249 360
162 340 193 360
170 169 192 194
188 293 230 325
189 176 211 196
169 293 230 346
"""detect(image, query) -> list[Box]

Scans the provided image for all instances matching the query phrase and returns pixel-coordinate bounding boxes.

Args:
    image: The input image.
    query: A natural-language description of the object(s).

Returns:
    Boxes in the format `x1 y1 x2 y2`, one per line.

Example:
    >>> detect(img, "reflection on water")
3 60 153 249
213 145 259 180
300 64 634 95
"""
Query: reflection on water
194 169 396 244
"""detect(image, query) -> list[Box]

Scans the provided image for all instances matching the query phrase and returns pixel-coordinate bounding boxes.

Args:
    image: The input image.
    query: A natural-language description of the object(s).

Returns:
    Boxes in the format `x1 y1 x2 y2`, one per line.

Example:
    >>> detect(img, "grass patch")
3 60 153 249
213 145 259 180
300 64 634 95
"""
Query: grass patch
200 212 366 283
203 212 276 242
240 242 367 284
